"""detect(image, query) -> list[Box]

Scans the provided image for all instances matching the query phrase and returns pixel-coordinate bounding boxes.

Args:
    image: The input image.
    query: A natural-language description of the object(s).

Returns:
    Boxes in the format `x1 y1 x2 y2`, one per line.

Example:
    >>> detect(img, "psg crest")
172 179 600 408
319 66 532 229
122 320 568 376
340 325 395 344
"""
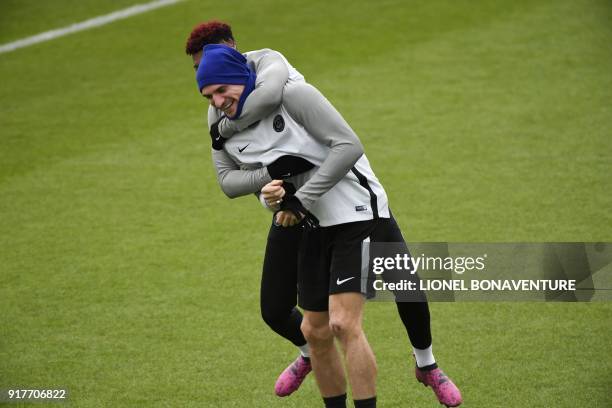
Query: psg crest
273 115 285 132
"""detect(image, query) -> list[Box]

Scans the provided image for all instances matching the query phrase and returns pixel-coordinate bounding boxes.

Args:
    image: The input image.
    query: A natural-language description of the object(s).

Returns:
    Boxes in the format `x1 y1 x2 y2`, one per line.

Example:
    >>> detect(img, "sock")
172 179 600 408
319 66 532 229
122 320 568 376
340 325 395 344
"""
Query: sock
323 393 347 408
299 343 310 358
413 345 436 368
417 362 438 372
354 396 376 408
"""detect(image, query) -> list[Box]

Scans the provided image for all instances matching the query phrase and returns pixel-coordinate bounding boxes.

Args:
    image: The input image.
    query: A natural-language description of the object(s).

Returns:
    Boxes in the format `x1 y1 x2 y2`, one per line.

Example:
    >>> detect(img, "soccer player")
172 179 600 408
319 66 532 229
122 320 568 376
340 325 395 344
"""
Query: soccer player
185 21 313 397
195 44 463 407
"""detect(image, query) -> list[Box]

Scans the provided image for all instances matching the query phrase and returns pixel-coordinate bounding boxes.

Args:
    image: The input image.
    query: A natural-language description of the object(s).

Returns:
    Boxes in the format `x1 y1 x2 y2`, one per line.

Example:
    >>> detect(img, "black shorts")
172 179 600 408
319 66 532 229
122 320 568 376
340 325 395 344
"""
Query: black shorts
297 215 409 311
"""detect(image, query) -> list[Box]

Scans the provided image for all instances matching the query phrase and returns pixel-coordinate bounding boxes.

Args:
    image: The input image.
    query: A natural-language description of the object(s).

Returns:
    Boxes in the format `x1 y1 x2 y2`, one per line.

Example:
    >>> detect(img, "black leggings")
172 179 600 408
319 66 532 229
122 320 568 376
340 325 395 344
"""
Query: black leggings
377 215 433 349
259 218 432 350
260 221 307 346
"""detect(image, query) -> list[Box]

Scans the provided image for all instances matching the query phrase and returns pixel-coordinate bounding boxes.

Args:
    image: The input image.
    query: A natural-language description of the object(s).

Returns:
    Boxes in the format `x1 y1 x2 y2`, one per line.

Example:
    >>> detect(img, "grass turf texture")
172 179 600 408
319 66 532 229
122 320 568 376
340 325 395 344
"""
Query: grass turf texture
1 0 611 406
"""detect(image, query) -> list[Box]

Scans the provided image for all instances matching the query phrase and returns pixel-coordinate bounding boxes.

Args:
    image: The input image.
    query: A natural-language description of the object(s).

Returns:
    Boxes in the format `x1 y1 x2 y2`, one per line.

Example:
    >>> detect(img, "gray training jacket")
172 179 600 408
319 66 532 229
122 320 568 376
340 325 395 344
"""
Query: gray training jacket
208 49 375 216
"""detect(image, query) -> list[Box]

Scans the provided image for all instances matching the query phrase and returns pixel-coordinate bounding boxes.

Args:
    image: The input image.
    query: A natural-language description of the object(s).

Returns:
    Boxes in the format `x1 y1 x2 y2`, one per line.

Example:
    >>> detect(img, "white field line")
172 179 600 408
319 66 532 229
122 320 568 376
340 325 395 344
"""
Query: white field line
0 0 183 55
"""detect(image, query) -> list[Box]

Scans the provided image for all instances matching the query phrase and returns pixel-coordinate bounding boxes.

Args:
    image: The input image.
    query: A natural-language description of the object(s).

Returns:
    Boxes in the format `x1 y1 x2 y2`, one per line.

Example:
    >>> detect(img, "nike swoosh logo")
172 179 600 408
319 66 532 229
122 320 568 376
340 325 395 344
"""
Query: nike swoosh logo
238 144 250 153
336 277 355 285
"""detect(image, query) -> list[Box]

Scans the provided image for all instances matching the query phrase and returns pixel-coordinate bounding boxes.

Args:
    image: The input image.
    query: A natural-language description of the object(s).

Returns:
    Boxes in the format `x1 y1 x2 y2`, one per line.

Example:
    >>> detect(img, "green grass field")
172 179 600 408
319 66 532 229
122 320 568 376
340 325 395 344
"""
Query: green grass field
1 0 611 406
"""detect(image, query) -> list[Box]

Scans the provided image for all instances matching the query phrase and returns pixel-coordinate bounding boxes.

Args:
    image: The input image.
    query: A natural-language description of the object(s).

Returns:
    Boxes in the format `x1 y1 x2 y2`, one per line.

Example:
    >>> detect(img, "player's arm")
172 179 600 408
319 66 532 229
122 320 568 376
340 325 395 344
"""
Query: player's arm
209 108 272 198
213 149 315 199
212 145 278 213
212 149 272 199
212 148 275 213
209 108 314 198
215 49 289 139
283 82 365 210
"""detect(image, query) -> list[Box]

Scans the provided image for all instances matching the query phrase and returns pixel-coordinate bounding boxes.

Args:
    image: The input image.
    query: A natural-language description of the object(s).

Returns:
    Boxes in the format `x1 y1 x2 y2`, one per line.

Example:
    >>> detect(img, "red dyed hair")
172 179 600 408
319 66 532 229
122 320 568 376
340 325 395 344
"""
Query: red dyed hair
185 20 234 55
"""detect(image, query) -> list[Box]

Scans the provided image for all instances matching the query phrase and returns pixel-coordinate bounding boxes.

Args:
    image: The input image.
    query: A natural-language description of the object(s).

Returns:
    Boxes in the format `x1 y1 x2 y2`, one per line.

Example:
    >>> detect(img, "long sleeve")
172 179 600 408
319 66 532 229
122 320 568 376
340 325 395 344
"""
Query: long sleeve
211 150 272 198
283 83 365 210
216 49 289 138
208 108 272 198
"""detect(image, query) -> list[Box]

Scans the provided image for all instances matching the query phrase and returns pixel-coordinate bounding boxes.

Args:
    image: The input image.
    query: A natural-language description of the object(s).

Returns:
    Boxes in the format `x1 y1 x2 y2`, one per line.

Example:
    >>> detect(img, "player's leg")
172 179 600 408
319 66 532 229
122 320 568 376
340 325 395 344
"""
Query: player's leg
329 292 377 402
326 220 382 407
298 227 347 407
373 216 435 362
375 215 462 407
261 221 307 346
301 310 347 398
260 220 311 396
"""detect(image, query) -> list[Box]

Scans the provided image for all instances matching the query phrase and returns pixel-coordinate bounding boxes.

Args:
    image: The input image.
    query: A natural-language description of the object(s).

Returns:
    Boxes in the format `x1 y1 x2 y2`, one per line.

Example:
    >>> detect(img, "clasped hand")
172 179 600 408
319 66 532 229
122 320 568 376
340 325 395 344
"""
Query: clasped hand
261 180 302 227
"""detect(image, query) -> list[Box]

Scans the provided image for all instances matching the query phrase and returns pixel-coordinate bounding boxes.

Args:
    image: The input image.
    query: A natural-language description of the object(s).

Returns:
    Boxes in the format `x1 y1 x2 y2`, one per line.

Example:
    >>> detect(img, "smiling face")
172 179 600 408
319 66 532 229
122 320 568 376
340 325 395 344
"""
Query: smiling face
201 83 245 117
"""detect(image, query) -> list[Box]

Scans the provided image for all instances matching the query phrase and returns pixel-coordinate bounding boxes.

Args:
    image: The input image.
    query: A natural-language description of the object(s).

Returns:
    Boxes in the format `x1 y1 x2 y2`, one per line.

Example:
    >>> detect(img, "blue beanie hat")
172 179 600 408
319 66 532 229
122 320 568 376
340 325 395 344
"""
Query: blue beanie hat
196 44 256 120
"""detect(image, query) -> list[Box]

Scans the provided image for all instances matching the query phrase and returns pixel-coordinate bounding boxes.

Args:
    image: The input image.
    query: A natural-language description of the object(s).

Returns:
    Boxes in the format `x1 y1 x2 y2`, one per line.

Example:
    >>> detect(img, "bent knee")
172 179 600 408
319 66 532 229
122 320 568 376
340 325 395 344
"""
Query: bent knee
329 316 362 340
301 317 332 343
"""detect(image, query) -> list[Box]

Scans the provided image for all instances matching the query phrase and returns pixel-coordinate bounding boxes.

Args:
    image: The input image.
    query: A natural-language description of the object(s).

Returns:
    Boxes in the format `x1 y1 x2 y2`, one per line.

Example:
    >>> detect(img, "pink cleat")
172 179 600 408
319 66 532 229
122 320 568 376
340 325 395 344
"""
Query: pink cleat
415 366 463 407
274 355 312 397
